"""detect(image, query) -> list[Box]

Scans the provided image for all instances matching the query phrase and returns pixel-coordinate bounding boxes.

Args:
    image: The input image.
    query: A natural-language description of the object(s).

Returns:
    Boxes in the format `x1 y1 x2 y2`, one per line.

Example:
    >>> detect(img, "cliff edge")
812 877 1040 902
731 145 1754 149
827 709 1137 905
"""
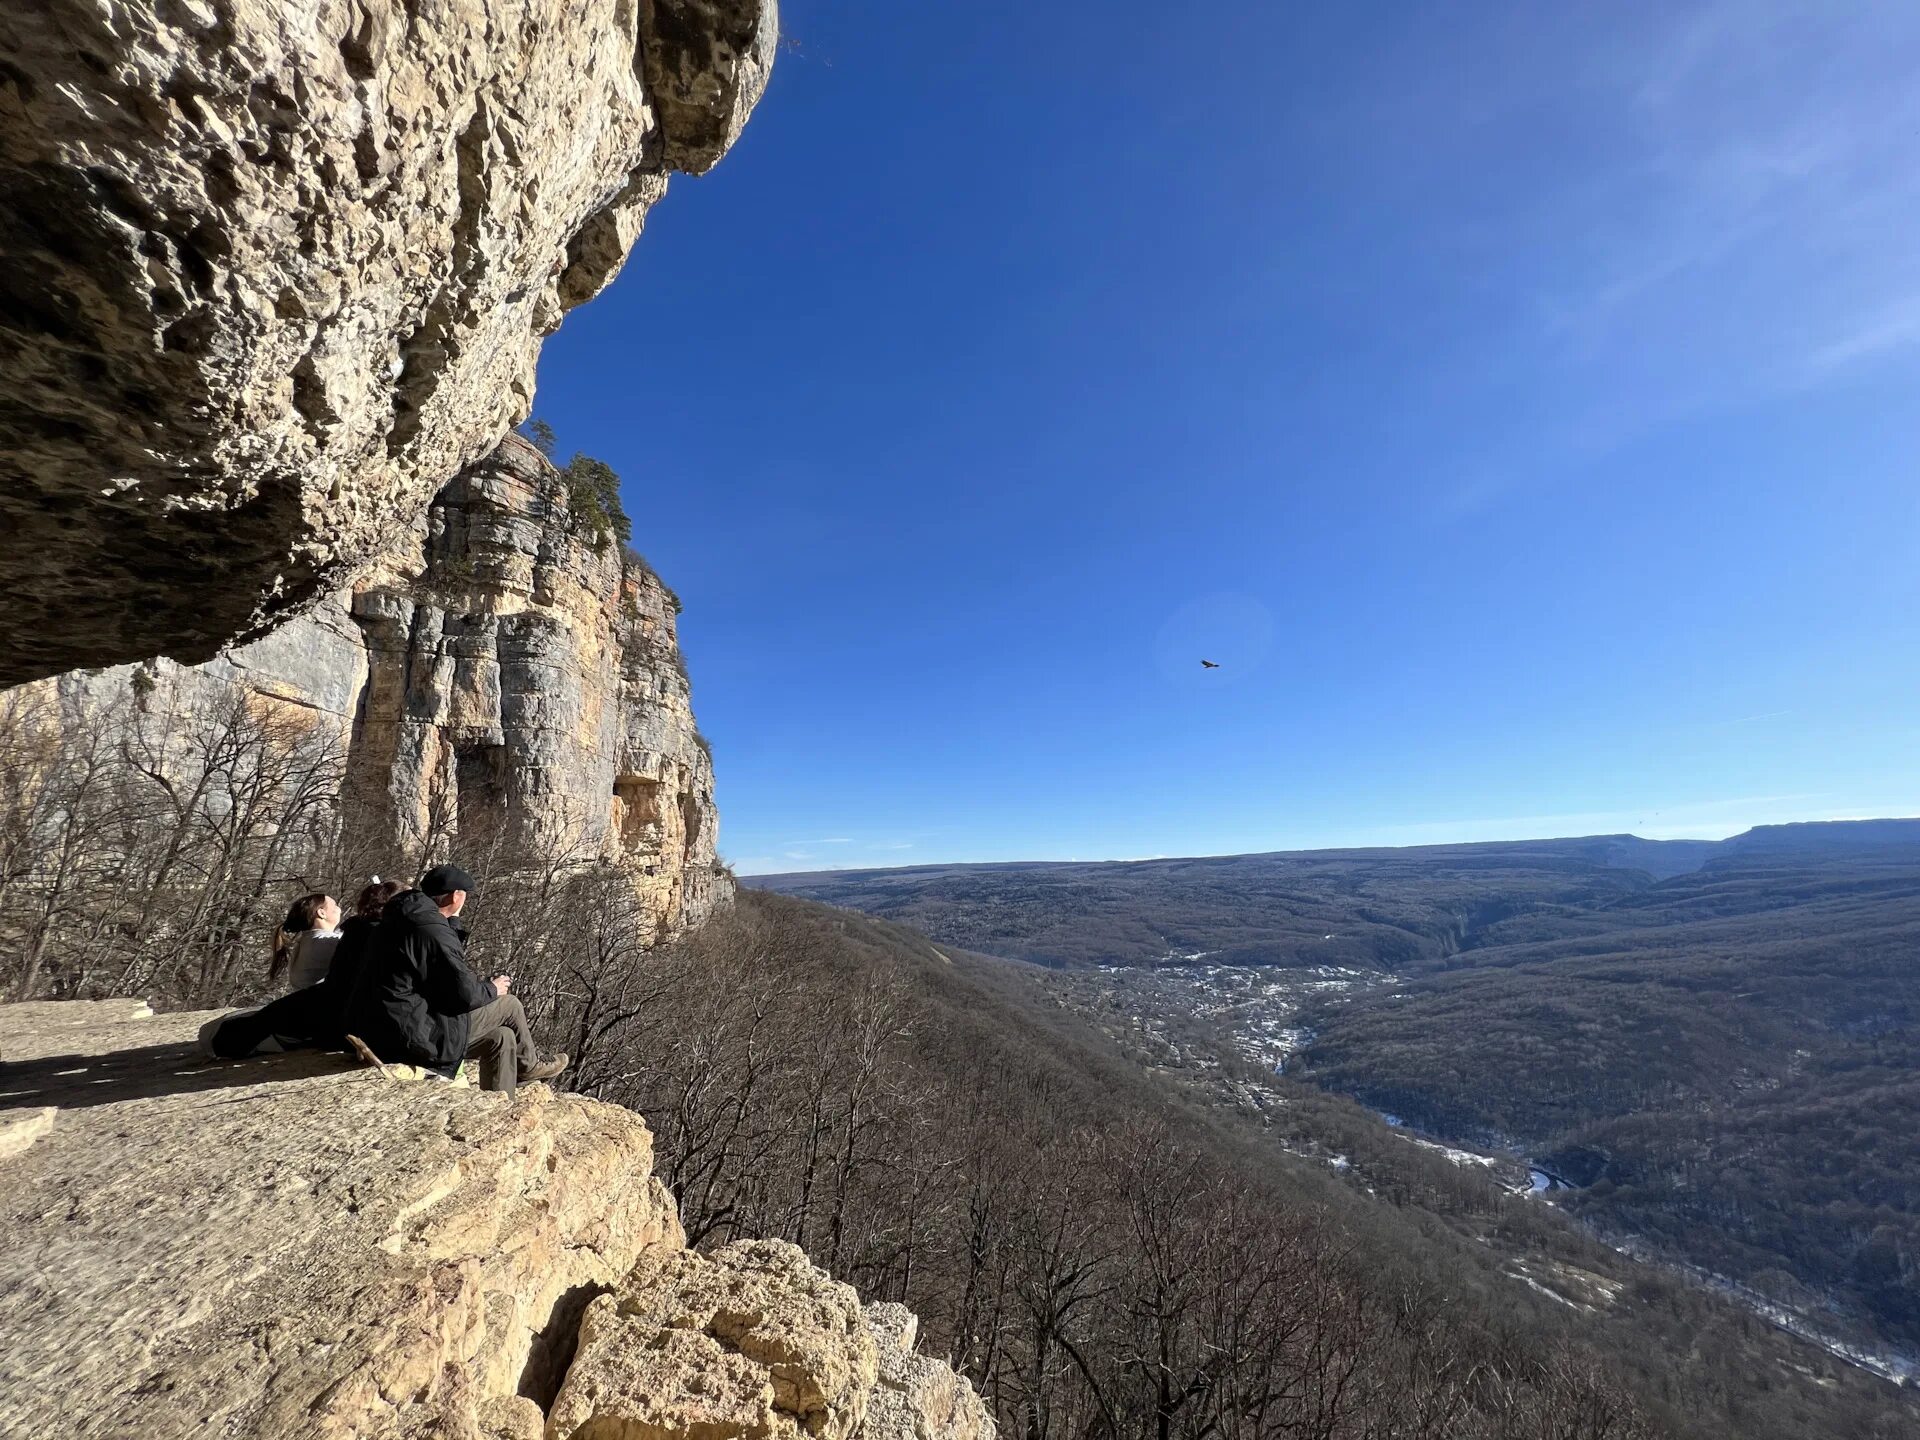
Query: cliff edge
0 1000 989 1440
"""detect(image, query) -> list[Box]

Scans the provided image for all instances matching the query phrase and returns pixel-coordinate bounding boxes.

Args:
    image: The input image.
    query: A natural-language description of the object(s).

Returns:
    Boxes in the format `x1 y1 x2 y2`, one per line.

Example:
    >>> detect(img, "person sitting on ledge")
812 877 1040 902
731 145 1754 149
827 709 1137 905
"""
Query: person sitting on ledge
344 863 567 1094
313 879 406 1033
202 880 404 1060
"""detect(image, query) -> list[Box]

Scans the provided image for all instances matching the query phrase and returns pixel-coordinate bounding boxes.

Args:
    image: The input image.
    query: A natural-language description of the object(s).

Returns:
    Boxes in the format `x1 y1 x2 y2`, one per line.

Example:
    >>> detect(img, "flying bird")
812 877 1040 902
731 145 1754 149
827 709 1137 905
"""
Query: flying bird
1200 660 1220 669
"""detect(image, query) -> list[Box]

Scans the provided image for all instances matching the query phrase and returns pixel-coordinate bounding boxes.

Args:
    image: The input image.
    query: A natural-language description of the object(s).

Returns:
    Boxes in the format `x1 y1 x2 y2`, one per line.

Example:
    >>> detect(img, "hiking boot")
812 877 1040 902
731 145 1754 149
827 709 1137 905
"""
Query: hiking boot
524 1052 569 1083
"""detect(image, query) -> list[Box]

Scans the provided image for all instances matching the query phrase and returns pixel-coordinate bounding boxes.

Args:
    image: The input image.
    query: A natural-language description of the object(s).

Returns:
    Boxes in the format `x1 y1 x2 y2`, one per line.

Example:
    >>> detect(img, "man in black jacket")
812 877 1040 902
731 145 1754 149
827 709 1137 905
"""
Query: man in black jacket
345 864 567 1093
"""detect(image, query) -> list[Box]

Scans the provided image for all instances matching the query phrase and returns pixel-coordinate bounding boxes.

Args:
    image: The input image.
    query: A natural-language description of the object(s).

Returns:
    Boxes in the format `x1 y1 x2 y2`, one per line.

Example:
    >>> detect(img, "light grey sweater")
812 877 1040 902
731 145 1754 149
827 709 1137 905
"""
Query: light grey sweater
287 929 343 991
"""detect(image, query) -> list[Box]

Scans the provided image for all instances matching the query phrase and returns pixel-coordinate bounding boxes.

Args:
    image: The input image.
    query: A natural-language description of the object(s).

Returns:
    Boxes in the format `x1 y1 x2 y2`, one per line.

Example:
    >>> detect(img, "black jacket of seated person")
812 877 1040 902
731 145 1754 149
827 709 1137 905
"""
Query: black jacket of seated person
318 914 380 1028
344 888 494 1077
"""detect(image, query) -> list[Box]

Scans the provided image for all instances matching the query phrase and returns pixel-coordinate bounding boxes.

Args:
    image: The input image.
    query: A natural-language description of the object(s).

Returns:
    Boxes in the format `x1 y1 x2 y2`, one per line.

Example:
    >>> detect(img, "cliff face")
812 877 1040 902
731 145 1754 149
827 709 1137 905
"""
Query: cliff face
0 0 775 686
351 433 725 931
0 1000 990 1440
41 432 725 937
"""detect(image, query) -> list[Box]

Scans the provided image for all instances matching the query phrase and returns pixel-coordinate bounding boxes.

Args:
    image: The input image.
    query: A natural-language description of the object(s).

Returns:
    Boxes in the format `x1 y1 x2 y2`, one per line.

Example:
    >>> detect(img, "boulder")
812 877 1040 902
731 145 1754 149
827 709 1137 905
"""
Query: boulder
862 1304 996 1440
550 1240 881 1440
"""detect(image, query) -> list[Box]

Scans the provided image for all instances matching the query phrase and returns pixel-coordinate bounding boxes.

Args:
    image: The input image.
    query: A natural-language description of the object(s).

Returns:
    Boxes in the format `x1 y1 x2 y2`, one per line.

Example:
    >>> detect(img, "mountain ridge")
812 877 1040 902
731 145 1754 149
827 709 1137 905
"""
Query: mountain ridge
754 817 1920 890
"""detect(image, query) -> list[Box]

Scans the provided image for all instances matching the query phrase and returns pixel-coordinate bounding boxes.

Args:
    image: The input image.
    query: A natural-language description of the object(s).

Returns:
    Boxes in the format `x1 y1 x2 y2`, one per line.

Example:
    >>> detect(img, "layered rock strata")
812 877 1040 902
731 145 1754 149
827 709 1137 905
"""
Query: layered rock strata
0 0 776 685
34 432 725 936
553 1240 881 1440
0 1000 991 1440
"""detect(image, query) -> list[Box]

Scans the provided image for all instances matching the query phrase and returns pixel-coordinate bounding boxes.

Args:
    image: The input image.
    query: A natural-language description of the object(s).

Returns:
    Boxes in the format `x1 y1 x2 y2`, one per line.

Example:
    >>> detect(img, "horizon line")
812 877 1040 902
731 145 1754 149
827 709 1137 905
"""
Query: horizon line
735 813 1920 879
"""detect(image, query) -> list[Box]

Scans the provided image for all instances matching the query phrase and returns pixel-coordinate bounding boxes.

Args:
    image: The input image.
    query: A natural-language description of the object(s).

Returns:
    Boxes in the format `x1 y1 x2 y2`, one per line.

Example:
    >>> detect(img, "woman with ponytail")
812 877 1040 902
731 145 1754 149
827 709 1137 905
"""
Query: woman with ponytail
270 892 343 990
206 879 395 1060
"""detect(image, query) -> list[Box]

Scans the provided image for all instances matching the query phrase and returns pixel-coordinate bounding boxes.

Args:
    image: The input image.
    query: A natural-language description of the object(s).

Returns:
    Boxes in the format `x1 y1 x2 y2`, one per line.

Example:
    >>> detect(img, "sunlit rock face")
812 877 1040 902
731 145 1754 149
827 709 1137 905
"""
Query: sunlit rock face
552 1242 996 1440
34 434 727 939
0 0 775 686
0 1001 990 1440
344 434 726 935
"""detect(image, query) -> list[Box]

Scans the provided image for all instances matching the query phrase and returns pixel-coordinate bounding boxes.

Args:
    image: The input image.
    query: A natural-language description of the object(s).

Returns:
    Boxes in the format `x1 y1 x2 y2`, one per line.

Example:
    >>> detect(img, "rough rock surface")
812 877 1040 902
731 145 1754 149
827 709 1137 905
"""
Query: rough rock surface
32 432 726 936
0 1000 992 1440
0 0 776 685
0 998 684 1439
551 1240 880 1440
863 1303 997 1440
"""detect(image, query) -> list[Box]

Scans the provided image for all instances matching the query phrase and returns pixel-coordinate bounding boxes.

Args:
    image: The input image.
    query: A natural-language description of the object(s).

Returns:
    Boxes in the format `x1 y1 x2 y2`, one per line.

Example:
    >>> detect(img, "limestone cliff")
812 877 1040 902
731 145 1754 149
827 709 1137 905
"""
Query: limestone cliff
0 0 776 686
348 433 724 933
38 432 725 937
0 1000 992 1440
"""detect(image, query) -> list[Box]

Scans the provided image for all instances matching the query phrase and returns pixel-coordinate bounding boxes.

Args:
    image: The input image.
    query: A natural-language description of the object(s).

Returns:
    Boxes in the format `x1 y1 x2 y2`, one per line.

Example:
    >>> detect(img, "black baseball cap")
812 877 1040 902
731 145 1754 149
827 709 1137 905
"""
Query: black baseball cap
419 864 477 897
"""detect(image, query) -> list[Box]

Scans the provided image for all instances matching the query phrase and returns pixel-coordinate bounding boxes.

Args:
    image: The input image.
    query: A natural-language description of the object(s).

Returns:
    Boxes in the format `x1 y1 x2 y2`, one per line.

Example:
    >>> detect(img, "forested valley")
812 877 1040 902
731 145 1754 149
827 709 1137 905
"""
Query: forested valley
760 826 1920 1393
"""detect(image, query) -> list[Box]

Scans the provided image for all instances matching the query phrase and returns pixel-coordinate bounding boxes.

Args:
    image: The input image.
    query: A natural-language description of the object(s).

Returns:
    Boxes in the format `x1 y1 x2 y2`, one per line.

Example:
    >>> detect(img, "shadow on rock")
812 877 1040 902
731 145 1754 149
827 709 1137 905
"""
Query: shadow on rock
0 1040 357 1113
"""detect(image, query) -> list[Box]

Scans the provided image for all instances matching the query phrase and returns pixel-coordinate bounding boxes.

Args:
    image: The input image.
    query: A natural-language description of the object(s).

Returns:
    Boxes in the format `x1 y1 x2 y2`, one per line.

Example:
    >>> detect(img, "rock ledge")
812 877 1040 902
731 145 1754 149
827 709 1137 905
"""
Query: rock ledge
0 1000 988 1440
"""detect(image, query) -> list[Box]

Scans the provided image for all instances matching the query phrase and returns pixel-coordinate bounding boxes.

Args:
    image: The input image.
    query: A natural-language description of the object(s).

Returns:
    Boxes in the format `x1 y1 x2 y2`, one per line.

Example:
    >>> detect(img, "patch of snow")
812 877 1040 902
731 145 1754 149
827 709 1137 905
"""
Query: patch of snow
1405 1135 1499 1168
1506 1268 1587 1311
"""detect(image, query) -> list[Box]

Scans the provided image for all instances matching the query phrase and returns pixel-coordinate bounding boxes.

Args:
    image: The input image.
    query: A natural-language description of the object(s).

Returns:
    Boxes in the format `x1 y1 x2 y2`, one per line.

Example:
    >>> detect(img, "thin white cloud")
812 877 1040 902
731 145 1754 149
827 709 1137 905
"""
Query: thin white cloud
1700 708 1793 729
1408 4 1920 519
730 839 921 875
1435 468 1525 519
1805 293 1920 374
1527 5 1920 416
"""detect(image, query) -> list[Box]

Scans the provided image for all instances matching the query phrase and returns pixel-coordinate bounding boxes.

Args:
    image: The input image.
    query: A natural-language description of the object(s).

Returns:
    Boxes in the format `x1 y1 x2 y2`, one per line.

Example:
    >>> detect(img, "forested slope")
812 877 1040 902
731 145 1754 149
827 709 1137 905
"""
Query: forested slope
753 823 1920 1382
562 890 1916 1440
756 838 1686 969
1295 849 1920 1357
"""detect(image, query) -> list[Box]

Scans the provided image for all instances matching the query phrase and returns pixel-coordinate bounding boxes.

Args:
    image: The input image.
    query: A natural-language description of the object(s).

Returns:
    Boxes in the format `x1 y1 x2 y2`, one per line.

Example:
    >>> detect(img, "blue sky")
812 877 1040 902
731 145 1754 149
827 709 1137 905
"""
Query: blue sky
532 1 1920 874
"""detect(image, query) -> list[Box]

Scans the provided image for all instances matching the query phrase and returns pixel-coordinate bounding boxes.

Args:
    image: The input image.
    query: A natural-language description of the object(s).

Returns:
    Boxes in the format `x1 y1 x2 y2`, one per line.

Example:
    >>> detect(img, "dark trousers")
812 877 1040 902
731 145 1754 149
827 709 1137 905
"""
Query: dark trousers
209 983 340 1059
466 994 538 1093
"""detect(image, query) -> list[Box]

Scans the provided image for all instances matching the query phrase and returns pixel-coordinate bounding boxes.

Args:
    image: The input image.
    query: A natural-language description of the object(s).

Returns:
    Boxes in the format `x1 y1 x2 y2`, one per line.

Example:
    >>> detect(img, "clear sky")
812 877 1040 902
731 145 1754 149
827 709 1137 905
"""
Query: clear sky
531 1 1920 875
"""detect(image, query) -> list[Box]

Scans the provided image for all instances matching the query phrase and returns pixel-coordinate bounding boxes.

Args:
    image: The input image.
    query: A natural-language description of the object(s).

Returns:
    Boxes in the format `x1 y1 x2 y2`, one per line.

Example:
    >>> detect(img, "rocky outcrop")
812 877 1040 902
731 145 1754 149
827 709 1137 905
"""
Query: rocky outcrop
551 1243 997 1440
0 998 683 1439
552 1241 880 1440
33 432 725 936
864 1303 997 1440
348 433 725 933
0 1000 991 1440
0 0 776 686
